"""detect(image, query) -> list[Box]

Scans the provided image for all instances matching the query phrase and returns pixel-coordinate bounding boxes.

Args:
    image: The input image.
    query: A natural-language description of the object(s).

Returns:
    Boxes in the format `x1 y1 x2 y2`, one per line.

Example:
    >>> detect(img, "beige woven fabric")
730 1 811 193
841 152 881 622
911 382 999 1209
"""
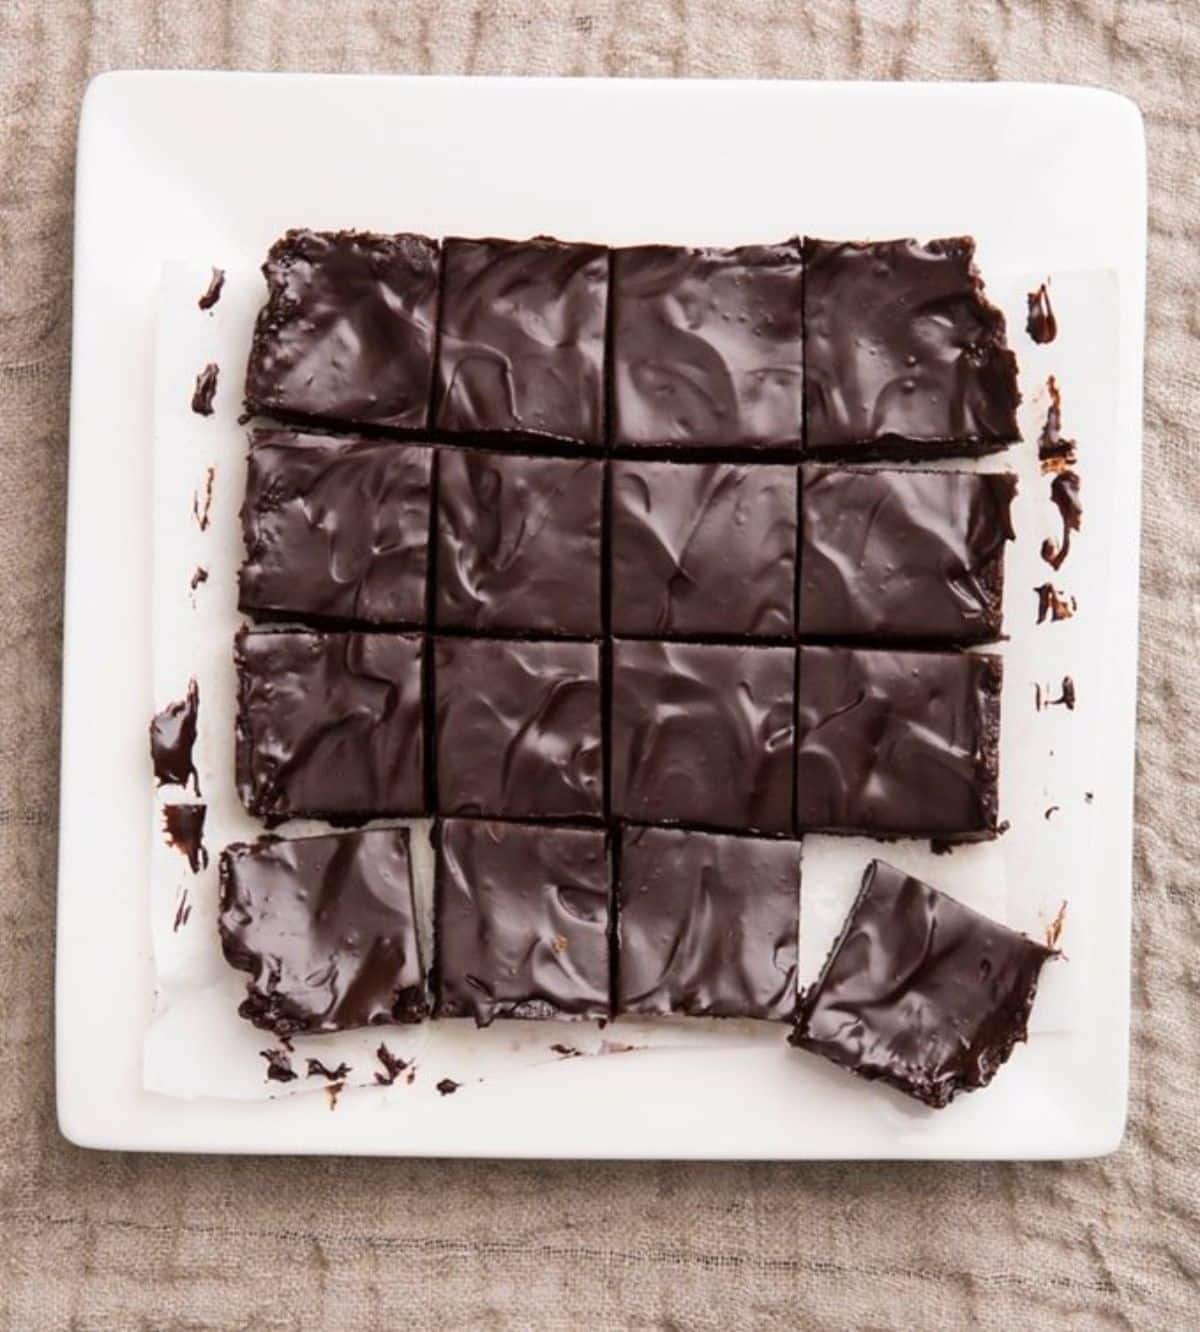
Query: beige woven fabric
1 1 1196 1328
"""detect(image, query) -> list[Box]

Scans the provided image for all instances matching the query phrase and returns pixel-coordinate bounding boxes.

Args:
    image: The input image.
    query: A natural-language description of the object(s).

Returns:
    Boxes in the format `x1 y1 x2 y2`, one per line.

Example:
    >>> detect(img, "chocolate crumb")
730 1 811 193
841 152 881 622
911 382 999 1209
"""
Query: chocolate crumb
1038 377 1078 473
436 1078 461 1096
162 802 208 873
198 267 226 311
1047 676 1077 710
1035 583 1076 623
930 839 956 856
190 566 209 592
1034 683 1043 712
307 1058 351 1082
549 1043 581 1058
406 1067 416 1085
327 1082 344 1110
374 1042 408 1086
1045 900 1068 951
192 467 215 531
260 1048 297 1083
1085 792 1094 804
1026 281 1058 344
172 890 190 933
1044 805 1060 820
191 363 219 416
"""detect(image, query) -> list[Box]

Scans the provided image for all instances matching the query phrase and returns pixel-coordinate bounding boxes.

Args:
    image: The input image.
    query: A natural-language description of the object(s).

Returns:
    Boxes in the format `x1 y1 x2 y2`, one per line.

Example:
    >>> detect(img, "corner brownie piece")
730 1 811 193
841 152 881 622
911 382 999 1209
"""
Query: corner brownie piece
244 229 440 430
434 236 608 444
611 640 794 834
434 818 611 1026
795 646 1001 840
791 859 1055 1107
235 629 424 824
219 827 426 1036
798 467 1017 642
239 429 432 627
617 825 799 1020
433 638 602 819
610 460 796 638
436 449 603 635
611 242 804 449
803 237 1019 456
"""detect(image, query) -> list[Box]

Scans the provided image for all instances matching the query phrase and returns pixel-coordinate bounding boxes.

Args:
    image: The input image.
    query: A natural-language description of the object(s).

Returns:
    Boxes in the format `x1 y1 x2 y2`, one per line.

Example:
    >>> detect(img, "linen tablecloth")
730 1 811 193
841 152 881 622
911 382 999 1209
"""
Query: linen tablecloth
1 2 1196 1327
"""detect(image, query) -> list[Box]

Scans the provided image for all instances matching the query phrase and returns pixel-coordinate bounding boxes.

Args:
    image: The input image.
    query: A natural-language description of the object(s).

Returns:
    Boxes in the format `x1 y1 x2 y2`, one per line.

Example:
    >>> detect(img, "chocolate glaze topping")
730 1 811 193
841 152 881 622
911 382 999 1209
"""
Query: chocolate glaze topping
611 241 804 449
198 267 226 311
220 827 427 1037
1025 282 1057 344
610 639 795 835
235 629 425 824
792 859 1055 1108
804 237 1020 456
433 638 603 819
617 825 799 1020
436 450 603 635
162 803 208 873
434 818 611 1026
239 429 432 627
610 460 796 637
435 237 608 444
799 467 1016 643
795 646 1001 839
191 362 219 416
150 679 200 793
244 230 440 431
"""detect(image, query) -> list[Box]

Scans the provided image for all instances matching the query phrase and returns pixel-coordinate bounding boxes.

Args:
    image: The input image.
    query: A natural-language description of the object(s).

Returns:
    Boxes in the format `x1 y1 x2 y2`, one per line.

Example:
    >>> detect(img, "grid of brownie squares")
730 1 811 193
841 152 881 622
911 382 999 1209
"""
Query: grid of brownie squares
232 228 1025 1049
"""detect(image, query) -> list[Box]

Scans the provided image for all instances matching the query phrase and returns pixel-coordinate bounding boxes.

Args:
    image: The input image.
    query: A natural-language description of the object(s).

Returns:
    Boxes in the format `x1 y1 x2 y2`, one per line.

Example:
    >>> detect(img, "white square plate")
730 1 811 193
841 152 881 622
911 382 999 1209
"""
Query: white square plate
58 73 1145 1157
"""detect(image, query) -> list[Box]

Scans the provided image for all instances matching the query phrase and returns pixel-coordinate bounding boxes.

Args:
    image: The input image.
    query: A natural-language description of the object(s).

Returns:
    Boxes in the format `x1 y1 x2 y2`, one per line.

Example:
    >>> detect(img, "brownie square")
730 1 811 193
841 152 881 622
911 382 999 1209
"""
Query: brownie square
436 449 603 635
610 460 796 638
238 428 432 627
611 242 804 449
611 640 794 834
803 236 1019 456
617 825 799 1020
791 859 1055 1107
795 646 1001 839
798 467 1017 642
235 629 425 824
218 827 427 1037
433 638 603 818
434 236 608 444
434 818 611 1026
244 229 440 430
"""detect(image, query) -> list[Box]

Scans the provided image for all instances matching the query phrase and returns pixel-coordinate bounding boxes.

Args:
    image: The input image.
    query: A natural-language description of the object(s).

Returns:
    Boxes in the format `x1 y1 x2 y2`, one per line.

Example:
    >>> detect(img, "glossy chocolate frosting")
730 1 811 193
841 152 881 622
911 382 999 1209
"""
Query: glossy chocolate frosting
610 459 796 637
235 629 425 824
611 241 804 448
434 818 611 1025
795 646 1001 839
239 429 432 627
610 639 795 834
617 825 799 1019
219 827 427 1036
804 237 1020 455
435 236 608 444
244 229 440 430
436 449 603 635
433 637 603 819
798 466 1016 642
792 859 1054 1107
150 678 200 794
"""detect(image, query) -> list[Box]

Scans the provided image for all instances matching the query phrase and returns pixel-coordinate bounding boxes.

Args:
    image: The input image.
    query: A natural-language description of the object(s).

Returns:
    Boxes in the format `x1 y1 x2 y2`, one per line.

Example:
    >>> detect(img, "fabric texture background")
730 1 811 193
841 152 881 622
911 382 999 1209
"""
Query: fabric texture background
0 1 1195 1328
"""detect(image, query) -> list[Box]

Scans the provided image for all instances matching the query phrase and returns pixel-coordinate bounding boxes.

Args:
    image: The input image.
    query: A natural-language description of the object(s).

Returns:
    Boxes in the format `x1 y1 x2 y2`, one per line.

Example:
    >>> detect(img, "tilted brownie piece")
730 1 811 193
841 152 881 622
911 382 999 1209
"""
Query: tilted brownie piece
239 429 432 627
434 236 608 444
795 646 1001 840
434 818 611 1025
433 638 603 819
803 237 1020 457
791 859 1055 1107
244 229 440 430
798 466 1017 642
610 459 796 638
610 640 794 834
617 825 799 1020
219 827 427 1037
611 242 804 449
436 449 603 635
235 629 424 824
